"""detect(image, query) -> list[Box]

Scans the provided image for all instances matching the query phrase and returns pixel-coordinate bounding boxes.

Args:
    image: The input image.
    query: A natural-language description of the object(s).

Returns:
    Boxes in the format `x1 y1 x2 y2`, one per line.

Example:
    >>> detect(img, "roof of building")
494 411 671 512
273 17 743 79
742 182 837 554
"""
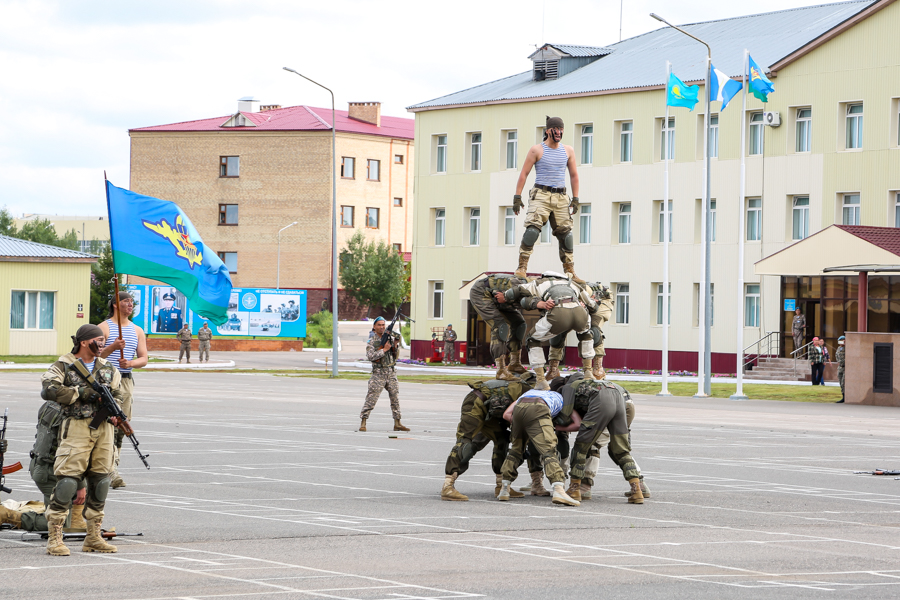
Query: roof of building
529 43 614 58
131 105 415 139
0 234 98 262
835 225 900 257
755 225 900 276
408 0 881 111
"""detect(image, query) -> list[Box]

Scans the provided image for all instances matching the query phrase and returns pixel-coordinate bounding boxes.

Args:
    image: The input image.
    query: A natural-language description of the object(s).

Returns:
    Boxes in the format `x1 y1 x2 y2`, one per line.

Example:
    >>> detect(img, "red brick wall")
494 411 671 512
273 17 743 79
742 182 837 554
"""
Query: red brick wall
147 339 303 351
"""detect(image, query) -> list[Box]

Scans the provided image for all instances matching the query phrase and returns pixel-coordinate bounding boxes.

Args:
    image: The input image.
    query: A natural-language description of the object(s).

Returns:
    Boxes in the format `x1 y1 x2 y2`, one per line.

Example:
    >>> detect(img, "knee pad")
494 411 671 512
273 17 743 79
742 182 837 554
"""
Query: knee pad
512 322 527 344
561 231 574 252
591 326 603 347
580 338 595 359
521 226 541 248
549 333 565 348
53 477 80 505
88 474 111 504
528 346 546 367
497 322 510 343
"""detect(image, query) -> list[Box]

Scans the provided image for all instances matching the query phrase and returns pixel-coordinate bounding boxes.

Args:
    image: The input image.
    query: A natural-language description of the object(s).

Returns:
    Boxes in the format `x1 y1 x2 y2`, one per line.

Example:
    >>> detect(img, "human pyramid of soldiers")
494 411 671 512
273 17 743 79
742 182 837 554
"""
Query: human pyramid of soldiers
441 116 649 507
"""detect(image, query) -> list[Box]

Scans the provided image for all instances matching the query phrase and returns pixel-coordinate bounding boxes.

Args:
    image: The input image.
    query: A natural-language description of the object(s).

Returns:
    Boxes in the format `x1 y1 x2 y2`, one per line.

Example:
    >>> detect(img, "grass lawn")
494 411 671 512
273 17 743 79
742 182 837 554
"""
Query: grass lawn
0 355 57 364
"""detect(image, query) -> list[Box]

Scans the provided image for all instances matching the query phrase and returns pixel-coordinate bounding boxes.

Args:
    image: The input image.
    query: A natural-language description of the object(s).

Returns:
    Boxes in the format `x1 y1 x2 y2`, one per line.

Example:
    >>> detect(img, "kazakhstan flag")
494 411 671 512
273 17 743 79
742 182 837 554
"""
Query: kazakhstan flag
666 72 700 110
105 181 233 325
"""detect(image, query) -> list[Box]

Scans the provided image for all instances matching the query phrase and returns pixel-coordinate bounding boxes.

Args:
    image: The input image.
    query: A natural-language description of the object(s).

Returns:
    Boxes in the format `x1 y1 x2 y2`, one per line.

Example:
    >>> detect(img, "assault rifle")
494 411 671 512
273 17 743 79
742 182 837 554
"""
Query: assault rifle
380 302 412 348
22 530 144 542
71 359 150 470
1 408 23 494
853 469 900 476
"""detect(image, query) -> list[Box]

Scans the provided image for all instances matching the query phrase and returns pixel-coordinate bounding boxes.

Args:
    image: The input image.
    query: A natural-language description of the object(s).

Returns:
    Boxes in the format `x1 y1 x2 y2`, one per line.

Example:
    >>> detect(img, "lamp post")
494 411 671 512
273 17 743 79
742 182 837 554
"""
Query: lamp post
650 13 713 396
283 67 339 378
276 221 298 289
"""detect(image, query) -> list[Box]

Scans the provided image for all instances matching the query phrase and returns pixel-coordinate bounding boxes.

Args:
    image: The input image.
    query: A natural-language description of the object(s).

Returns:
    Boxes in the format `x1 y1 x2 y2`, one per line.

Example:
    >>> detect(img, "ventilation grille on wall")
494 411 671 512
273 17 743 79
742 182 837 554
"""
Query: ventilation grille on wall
873 342 893 393
533 60 559 81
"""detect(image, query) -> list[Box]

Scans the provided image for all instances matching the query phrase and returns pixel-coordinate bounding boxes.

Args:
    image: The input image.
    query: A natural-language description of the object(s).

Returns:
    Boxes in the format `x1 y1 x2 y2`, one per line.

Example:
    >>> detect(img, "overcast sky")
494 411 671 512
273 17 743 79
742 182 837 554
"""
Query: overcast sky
0 0 835 217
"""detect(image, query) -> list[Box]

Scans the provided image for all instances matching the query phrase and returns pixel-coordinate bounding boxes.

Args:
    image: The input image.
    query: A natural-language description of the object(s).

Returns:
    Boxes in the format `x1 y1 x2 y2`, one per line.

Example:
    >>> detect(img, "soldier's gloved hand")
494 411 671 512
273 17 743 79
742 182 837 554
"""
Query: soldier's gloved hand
0 438 7 455
513 194 524 215
78 385 99 402
569 196 580 215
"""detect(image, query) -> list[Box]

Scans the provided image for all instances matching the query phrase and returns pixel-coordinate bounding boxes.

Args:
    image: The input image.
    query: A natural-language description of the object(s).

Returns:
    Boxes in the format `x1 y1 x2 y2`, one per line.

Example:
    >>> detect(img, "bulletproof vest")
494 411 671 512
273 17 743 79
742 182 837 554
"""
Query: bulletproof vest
486 274 519 293
30 401 64 466
369 332 398 369
468 379 533 420
544 282 577 303
61 360 116 419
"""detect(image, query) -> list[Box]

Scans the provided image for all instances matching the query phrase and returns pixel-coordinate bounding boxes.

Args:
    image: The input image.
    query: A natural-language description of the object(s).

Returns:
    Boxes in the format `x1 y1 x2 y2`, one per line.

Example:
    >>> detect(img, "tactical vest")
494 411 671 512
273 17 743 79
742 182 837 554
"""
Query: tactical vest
30 401 64 466
369 332 398 369
61 360 116 419
468 379 533 420
544 282 578 303
486 274 519 293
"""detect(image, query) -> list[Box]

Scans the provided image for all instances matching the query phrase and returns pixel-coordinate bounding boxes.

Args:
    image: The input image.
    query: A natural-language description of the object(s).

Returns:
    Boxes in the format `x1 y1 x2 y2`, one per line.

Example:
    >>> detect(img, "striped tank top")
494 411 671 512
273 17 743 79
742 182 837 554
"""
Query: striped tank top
104 319 138 373
533 142 568 188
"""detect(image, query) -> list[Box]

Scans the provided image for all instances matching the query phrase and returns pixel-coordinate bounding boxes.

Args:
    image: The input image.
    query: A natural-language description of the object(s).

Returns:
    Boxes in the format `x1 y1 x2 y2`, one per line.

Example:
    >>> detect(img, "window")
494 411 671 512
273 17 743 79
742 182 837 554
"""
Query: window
661 117 675 160
366 207 379 229
430 281 444 319
709 115 719 158
580 125 593 165
615 284 630 324
217 252 238 273
468 207 480 246
792 197 810 240
658 200 672 243
846 103 863 149
710 199 717 242
341 157 355 179
745 284 760 327
618 204 631 244
366 159 380 181
506 131 518 169
393 197 403 207
620 122 633 162
749 113 765 155
394 154 404 164
218 204 238 225
842 194 860 225
10 290 54 330
504 207 516 245
393 243 402 253
656 283 671 325
436 135 447 173
747 198 762 241
219 156 239 177
796 108 812 152
540 220 551 244
434 208 445 246
340 206 354 227
895 193 900 228
470 133 482 171
579 204 591 244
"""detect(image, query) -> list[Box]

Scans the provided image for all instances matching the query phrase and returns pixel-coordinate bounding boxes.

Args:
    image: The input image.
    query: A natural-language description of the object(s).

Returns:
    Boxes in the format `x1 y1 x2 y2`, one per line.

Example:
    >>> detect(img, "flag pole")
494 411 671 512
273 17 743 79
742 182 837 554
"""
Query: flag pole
103 171 124 360
695 59 709 397
659 61 672 397
731 49 750 401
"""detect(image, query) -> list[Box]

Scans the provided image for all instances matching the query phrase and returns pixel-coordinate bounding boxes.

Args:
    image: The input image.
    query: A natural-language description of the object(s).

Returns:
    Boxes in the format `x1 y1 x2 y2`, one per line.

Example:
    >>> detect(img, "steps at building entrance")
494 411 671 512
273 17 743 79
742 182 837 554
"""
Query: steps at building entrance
743 357 810 382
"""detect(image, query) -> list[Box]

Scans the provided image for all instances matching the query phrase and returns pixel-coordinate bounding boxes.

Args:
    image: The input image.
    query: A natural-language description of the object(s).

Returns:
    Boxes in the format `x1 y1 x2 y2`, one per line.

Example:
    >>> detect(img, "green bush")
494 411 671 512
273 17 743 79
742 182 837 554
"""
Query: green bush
304 311 334 348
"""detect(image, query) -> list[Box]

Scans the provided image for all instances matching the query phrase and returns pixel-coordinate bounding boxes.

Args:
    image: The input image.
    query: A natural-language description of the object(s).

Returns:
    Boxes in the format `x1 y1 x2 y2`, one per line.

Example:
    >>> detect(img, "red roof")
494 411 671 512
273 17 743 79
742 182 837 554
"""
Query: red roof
130 105 414 140
835 225 900 258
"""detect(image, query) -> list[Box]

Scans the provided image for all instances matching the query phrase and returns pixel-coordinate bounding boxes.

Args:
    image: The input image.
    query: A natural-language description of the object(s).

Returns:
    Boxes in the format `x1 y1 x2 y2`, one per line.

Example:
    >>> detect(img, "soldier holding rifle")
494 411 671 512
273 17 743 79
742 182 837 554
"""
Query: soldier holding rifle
359 313 409 433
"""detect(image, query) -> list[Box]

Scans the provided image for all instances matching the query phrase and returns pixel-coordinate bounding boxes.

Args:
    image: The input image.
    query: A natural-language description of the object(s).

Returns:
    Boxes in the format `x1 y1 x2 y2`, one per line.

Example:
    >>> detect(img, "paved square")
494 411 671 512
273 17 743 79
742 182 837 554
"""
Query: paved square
2 371 899 599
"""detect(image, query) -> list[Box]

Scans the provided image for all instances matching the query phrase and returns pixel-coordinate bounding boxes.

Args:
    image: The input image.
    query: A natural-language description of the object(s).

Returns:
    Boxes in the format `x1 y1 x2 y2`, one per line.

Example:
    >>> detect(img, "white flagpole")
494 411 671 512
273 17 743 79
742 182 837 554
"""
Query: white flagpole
732 49 750 401
659 61 672 397
695 61 708 397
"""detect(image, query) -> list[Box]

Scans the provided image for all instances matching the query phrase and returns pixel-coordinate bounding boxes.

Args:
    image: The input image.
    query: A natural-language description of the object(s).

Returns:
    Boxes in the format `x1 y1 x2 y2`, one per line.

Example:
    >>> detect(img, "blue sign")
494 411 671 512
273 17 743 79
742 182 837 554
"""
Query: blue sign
784 299 796 312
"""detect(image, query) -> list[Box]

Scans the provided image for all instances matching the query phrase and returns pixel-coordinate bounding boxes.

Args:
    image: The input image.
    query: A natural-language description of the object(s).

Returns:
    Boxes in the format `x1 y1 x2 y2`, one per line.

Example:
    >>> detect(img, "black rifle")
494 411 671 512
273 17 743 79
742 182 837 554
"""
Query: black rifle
380 302 409 348
853 469 900 476
71 359 150 470
22 530 144 541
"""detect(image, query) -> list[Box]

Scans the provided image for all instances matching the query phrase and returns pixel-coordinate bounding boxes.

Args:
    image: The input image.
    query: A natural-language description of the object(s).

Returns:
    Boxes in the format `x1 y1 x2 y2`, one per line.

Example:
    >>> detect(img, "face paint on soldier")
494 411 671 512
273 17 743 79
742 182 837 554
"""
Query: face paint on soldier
548 127 563 143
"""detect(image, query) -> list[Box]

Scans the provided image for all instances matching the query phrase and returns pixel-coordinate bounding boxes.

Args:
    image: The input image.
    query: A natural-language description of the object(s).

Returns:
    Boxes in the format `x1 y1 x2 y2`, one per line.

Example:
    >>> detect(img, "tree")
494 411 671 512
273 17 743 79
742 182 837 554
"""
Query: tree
89 244 125 325
3 214 80 251
339 231 407 317
0 206 16 237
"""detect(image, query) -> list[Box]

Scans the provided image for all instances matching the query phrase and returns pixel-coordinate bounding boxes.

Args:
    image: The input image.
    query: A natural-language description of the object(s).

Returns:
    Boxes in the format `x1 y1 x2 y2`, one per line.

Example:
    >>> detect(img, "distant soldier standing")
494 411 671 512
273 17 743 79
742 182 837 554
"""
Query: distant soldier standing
359 317 409 432
177 324 192 363
512 116 584 283
198 322 213 363
468 273 528 380
443 324 458 364
792 308 806 354
836 335 846 403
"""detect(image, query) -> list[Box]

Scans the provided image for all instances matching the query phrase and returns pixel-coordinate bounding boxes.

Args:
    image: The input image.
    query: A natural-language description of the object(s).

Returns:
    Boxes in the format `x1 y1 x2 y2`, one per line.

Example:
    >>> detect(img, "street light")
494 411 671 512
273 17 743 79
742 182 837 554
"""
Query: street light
283 67 339 378
276 221 297 289
650 12 713 396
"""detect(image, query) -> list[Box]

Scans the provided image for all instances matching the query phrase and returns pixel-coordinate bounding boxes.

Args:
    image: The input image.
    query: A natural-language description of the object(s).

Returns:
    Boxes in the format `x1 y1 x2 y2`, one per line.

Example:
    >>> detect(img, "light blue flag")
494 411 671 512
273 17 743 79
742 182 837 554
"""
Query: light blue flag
666 72 700 110
748 55 775 102
710 65 742 110
105 181 233 325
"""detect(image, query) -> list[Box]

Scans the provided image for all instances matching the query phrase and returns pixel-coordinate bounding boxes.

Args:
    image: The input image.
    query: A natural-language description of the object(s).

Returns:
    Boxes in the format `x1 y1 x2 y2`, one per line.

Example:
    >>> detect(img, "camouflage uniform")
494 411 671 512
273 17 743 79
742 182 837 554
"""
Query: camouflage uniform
198 326 212 362
443 327 458 364
792 313 806 354
549 283 613 366
500 395 566 485
177 326 192 362
469 275 527 361
836 344 846 399
360 330 402 420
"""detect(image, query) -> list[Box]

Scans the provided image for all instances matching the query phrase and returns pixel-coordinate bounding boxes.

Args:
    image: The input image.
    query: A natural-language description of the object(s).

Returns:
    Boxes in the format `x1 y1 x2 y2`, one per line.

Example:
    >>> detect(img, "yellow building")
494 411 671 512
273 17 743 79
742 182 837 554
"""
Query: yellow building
0 234 97 356
14 214 110 254
406 0 900 369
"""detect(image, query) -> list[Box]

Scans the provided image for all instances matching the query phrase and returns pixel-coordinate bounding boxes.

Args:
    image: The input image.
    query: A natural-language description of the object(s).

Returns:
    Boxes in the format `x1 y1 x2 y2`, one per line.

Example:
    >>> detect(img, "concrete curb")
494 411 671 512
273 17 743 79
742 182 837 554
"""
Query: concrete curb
0 360 236 371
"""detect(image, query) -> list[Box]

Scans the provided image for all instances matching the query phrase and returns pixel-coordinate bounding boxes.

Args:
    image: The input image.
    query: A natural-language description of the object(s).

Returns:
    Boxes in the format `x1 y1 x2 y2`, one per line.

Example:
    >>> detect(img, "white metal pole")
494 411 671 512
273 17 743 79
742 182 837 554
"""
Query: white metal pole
659 61 672 397
695 66 708 397
277 233 281 290
732 49 750 401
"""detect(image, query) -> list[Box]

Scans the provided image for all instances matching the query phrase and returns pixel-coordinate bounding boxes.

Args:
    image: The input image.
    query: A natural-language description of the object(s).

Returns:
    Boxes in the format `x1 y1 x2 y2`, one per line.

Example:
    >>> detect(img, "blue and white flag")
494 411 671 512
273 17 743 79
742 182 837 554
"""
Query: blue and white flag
709 65 742 110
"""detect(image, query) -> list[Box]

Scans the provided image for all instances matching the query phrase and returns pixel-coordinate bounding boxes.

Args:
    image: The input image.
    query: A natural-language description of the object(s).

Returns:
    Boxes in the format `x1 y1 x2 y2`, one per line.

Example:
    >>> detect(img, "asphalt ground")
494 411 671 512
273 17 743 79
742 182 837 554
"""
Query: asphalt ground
1 371 899 600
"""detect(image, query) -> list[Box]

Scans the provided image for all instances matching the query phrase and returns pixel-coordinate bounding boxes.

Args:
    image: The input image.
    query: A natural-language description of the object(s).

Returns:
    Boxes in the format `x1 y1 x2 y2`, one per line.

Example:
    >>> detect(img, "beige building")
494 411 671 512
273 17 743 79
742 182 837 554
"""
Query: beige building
129 98 414 313
14 214 110 254
406 0 900 370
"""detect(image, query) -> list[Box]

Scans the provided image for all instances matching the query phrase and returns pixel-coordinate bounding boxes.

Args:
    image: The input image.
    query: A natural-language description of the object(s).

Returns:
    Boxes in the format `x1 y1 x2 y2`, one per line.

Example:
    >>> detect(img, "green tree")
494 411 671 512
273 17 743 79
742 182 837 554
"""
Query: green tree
57 229 80 251
0 206 16 236
89 244 125 325
18 218 61 245
339 231 407 317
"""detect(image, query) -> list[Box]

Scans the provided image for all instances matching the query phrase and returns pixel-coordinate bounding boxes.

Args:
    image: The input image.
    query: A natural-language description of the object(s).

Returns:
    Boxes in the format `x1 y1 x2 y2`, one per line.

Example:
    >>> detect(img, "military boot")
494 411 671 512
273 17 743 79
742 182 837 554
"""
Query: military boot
494 474 523 498
623 478 651 499
358 419 367 432
566 478 582 502
530 470 551 496
514 252 530 279
563 262 585 285
580 481 592 500
0 505 21 528
441 473 468 501
497 480 512 501
69 504 87 530
534 366 550 391
393 419 410 432
82 518 117 553
592 356 605 380
582 358 597 381
495 356 517 381
627 478 645 504
551 482 580 506
110 448 126 489
46 513 70 556
507 351 527 374
545 359 561 380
